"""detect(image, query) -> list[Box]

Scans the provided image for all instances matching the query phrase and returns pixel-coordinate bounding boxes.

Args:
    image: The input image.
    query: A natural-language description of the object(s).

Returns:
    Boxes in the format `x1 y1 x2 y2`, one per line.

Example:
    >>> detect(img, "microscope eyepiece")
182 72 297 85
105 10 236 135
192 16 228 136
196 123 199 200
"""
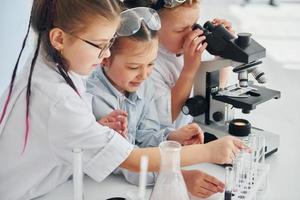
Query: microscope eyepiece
193 21 235 57
192 21 266 63
192 23 210 37
203 21 215 31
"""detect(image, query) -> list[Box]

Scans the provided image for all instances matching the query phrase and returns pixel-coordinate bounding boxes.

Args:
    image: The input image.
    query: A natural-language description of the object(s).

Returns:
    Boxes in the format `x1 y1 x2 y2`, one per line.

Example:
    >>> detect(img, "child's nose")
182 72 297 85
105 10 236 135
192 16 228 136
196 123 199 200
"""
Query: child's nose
139 67 148 80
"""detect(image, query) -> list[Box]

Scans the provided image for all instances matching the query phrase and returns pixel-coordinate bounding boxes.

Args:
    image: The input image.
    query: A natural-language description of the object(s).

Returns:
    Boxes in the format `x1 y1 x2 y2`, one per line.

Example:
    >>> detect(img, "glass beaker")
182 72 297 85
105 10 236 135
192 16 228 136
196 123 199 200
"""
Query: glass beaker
149 141 189 200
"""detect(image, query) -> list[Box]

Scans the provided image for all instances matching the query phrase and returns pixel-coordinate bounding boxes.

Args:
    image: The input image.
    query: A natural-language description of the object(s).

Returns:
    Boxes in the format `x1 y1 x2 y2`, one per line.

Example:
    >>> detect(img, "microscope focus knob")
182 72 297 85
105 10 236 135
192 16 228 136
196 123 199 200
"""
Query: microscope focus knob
213 111 223 122
182 96 207 117
236 33 252 48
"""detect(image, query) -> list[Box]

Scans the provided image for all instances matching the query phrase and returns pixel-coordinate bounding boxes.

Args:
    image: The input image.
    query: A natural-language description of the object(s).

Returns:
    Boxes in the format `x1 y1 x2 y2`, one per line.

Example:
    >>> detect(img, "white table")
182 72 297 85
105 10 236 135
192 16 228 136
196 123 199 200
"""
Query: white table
37 157 283 200
37 163 224 200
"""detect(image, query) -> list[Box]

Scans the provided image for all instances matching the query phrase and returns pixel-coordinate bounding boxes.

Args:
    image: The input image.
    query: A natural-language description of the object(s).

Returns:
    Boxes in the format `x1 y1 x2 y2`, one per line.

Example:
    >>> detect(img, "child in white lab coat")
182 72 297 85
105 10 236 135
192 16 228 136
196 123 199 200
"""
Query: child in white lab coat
0 1 244 199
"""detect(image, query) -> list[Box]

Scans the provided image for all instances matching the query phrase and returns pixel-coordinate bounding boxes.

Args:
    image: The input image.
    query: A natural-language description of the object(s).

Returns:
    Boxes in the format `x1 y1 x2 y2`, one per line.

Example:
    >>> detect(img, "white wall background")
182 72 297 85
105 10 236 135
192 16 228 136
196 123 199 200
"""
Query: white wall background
0 0 33 95
1 1 300 199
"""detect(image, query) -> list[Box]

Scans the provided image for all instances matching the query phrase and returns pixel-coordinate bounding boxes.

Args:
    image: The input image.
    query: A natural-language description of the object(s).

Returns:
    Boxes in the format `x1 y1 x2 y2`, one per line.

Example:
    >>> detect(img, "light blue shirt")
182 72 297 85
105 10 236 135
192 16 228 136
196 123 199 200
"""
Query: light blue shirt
87 67 174 148
86 67 174 185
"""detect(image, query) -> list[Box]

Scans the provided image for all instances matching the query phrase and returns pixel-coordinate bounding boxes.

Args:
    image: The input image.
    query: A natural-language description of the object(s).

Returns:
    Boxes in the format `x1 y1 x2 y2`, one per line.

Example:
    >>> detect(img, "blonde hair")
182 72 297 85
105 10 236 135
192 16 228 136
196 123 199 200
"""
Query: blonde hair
123 0 200 15
176 0 200 6
158 0 200 16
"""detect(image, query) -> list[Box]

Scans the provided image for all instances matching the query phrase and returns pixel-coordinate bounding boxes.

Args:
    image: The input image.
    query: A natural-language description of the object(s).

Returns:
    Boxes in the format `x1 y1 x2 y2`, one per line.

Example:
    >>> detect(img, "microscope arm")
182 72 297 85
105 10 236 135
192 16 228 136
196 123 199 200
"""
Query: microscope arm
194 58 243 96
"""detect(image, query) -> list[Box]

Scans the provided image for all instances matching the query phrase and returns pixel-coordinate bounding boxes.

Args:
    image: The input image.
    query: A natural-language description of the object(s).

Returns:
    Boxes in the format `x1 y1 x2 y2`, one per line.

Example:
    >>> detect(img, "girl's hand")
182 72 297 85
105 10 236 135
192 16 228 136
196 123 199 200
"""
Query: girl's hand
212 18 235 34
168 123 204 145
182 29 208 76
183 170 224 198
98 110 128 137
205 136 246 164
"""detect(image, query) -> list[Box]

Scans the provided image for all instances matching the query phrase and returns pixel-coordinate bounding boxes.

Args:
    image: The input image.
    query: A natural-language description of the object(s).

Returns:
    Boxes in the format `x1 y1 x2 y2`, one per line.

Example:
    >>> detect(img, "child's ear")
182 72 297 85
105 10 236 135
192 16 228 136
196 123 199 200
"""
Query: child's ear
49 28 65 52
102 57 111 67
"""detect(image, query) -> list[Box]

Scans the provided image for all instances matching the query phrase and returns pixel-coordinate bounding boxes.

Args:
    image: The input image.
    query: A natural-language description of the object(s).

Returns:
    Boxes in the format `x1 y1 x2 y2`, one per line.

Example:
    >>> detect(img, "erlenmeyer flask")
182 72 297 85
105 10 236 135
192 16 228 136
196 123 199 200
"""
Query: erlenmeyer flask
150 141 189 200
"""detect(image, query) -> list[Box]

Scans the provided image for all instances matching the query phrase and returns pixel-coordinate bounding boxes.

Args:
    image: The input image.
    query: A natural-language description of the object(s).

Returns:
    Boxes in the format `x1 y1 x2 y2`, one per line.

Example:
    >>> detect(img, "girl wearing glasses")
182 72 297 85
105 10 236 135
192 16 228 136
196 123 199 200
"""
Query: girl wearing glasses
0 1 243 199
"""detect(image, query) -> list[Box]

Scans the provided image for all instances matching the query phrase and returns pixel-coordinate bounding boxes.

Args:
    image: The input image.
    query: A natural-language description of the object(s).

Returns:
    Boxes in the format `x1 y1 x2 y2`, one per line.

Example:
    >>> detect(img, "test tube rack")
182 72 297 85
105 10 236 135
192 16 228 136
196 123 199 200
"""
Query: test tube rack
225 163 269 200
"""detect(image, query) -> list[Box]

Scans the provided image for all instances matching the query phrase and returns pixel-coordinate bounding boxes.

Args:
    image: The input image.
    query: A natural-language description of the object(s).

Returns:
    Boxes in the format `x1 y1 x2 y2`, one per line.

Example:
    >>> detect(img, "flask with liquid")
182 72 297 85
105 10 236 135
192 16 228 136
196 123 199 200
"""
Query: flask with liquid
149 141 189 200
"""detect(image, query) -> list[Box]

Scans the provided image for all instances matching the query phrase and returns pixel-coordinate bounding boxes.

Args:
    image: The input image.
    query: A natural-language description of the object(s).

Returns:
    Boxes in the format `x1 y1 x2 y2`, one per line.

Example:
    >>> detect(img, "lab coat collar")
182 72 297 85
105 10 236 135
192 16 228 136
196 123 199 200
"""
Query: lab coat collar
68 71 89 96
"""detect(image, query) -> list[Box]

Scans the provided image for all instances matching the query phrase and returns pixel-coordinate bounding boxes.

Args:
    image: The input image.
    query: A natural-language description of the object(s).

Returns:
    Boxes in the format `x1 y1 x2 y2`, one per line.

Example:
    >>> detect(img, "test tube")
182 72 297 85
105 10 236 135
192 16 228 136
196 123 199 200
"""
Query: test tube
117 95 126 111
117 95 130 141
257 136 268 196
138 156 149 200
73 148 83 200
247 134 259 171
225 166 234 200
258 136 266 164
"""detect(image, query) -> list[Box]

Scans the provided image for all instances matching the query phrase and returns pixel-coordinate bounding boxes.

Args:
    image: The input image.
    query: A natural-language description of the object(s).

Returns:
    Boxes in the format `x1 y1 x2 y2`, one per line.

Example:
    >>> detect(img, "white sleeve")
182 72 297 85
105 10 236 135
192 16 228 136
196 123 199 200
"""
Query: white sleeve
48 95 134 182
114 167 157 186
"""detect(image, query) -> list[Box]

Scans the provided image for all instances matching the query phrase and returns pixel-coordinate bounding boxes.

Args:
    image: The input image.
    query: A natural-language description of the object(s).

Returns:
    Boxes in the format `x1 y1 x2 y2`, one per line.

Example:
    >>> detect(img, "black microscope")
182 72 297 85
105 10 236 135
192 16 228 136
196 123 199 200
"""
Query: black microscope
182 21 281 157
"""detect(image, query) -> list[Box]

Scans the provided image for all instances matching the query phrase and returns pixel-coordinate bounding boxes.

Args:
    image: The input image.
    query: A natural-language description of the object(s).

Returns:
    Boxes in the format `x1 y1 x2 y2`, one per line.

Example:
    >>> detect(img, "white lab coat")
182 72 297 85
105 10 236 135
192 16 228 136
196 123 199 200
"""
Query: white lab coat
0 48 134 200
151 46 214 129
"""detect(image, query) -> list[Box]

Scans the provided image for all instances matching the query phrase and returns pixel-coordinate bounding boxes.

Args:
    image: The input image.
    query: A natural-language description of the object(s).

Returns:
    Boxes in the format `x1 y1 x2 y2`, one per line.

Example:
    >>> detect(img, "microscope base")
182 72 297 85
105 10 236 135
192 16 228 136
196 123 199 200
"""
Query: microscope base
197 122 279 158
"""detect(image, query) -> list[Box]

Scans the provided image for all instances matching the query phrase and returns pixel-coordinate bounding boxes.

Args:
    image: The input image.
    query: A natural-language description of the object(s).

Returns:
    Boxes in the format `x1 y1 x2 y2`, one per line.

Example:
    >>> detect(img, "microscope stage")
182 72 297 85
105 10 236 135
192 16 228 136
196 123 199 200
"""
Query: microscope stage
212 85 281 111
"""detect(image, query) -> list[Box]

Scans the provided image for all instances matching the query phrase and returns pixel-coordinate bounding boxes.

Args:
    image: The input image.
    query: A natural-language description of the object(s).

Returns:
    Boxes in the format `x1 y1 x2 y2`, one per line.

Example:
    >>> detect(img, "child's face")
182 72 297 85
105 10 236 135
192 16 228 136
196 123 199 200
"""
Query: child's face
104 38 158 94
158 4 200 54
62 18 119 76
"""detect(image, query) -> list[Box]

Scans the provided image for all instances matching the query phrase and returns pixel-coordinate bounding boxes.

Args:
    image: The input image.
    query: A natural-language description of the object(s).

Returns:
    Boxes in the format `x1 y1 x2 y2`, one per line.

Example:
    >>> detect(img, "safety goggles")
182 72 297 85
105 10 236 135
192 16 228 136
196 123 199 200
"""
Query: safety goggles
164 0 187 8
153 0 187 9
117 7 161 37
